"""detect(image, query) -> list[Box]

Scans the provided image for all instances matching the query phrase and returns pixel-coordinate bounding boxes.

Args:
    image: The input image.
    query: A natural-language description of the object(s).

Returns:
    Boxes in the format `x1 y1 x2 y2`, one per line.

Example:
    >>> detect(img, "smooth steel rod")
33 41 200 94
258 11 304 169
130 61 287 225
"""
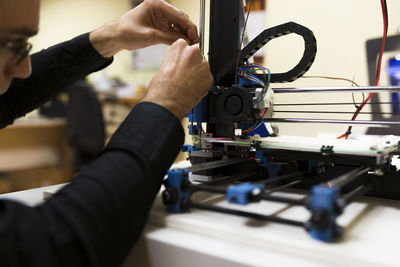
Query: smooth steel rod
274 101 399 106
199 0 206 56
272 86 400 94
337 181 374 208
325 166 370 189
189 201 306 227
264 118 400 126
259 194 307 206
258 171 307 185
189 158 252 173
187 171 258 191
263 180 303 196
204 171 259 186
274 110 395 115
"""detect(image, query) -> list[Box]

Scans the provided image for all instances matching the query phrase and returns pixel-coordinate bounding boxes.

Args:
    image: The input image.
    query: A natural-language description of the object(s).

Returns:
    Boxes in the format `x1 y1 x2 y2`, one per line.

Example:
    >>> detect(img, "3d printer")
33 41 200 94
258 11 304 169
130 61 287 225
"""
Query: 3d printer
162 0 400 242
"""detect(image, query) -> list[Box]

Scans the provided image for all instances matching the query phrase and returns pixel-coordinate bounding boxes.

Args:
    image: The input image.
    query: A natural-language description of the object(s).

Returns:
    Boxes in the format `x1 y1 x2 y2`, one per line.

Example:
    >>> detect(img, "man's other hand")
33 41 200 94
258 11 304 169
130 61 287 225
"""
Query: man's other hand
89 0 199 58
141 39 213 120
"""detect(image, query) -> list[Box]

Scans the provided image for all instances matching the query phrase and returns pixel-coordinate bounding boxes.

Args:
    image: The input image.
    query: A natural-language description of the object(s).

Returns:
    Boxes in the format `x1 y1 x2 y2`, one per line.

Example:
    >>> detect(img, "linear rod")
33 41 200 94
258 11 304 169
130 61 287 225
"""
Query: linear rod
258 171 307 185
189 158 252 173
189 201 306 227
199 0 206 56
204 171 259 186
325 166 370 188
263 180 303 196
272 86 400 93
337 181 374 208
274 101 400 106
186 171 258 192
258 194 307 206
274 110 395 115
264 118 400 126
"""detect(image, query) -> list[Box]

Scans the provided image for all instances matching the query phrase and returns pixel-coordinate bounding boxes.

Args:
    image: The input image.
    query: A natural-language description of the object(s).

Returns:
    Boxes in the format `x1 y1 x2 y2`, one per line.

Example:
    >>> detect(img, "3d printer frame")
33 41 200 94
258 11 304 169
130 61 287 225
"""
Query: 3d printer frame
162 0 400 242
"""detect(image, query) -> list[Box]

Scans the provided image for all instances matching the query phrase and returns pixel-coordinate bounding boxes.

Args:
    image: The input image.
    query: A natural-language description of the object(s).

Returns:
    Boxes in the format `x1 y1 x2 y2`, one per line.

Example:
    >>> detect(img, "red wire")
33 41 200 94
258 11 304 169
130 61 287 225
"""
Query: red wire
258 108 269 118
242 128 254 134
337 0 387 139
243 108 269 134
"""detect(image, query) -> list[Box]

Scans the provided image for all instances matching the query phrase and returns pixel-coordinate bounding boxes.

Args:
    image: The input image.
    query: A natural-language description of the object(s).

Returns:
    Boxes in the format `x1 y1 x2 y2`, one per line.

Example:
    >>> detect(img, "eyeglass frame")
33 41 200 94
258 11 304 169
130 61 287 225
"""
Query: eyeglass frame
0 37 33 65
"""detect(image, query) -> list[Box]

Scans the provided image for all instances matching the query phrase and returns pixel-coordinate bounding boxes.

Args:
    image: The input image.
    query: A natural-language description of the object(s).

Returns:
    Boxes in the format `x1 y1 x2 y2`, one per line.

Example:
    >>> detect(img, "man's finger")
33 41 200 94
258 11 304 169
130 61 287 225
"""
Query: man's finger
159 1 199 42
186 45 204 63
154 30 191 46
170 23 199 44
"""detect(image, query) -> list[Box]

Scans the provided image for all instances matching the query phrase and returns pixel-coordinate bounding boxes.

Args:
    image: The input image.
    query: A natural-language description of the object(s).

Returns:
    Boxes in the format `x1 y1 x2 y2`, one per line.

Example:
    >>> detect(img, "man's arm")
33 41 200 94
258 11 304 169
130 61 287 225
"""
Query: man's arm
0 36 213 266
0 102 184 267
0 1 212 266
0 33 112 128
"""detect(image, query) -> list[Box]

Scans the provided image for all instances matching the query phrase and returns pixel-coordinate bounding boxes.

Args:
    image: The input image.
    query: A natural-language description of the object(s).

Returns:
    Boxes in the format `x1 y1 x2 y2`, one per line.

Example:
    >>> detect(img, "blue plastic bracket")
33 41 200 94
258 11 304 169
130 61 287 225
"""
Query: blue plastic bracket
189 125 202 135
227 182 265 205
181 145 200 153
308 161 325 175
309 185 340 242
164 169 191 213
256 150 281 179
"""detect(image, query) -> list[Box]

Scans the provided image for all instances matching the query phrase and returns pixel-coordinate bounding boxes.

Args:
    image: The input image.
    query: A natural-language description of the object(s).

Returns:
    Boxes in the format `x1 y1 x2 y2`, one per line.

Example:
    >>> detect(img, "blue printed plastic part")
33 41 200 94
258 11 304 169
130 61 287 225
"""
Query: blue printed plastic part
181 145 200 153
181 145 191 152
247 123 269 137
308 161 325 175
310 185 340 242
387 56 400 114
238 76 257 88
227 182 265 205
188 125 202 135
165 169 190 213
189 96 209 124
255 151 281 179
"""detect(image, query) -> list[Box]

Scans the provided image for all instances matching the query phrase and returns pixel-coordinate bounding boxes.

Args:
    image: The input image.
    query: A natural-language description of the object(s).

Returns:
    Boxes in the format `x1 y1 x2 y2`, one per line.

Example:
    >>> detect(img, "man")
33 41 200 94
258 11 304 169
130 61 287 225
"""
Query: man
0 0 213 266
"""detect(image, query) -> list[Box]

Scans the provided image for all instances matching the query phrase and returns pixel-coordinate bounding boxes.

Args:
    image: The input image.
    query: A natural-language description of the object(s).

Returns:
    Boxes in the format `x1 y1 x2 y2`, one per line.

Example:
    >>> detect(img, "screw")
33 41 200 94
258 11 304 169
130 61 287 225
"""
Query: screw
180 197 190 211
310 209 330 231
162 190 172 205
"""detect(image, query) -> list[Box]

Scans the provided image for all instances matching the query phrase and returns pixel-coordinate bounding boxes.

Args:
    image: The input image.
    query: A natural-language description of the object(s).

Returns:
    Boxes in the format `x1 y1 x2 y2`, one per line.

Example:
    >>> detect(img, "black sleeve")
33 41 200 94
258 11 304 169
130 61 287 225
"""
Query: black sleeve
0 33 113 129
0 102 185 267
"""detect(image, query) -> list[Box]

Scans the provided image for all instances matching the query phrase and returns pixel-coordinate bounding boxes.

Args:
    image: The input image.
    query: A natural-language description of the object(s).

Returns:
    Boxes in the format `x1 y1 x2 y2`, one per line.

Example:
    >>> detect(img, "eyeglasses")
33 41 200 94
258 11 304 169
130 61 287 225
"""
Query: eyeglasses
0 38 32 65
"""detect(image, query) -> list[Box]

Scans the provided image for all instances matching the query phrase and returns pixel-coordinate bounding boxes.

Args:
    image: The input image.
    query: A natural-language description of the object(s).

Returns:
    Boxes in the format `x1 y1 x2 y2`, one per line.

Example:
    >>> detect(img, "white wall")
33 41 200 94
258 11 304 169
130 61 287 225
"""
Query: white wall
264 0 400 137
31 0 156 85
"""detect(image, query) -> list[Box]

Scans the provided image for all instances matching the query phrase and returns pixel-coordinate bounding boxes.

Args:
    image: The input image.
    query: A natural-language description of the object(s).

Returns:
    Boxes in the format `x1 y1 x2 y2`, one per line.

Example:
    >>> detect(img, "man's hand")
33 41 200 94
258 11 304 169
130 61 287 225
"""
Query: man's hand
90 0 199 58
141 39 213 120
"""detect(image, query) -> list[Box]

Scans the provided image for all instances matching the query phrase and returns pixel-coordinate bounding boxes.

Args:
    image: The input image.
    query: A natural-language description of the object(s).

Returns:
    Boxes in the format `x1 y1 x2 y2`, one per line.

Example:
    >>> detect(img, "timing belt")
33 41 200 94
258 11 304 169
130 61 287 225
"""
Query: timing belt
215 22 317 85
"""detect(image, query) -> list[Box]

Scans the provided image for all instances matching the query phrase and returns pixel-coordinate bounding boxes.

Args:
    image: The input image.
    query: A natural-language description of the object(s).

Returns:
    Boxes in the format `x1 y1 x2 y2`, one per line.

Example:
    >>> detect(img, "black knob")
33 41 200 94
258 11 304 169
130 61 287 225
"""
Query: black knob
162 188 178 205
310 209 330 231
180 197 190 212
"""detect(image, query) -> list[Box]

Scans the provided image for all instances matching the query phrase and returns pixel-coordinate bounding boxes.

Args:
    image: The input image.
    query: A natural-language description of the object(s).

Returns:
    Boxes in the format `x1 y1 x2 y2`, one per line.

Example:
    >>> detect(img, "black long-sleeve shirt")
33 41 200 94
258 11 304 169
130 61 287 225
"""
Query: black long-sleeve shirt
0 33 184 266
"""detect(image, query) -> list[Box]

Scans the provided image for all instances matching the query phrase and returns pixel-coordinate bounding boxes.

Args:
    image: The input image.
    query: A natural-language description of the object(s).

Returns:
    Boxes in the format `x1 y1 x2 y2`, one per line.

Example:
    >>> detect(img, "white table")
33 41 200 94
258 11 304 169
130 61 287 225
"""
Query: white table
1 184 399 267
